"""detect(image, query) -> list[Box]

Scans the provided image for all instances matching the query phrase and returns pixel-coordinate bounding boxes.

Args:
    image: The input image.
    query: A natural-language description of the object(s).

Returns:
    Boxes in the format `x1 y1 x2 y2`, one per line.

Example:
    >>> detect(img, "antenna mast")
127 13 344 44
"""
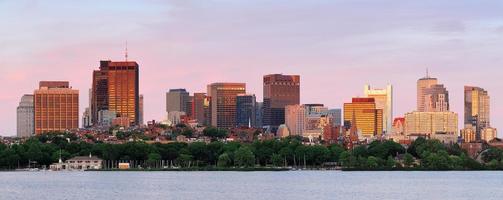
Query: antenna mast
125 41 128 62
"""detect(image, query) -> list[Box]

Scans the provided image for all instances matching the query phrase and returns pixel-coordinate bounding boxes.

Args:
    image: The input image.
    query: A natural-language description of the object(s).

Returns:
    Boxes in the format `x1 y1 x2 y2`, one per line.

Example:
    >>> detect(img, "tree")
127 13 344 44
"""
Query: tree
366 156 379 169
217 153 231 167
385 156 396 169
234 147 255 167
271 154 283 167
403 153 414 168
176 154 193 168
203 127 228 140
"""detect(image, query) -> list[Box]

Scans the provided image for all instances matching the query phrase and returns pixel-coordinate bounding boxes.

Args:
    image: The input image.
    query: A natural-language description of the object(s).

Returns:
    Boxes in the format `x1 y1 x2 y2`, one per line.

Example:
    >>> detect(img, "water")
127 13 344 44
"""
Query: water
1 171 502 200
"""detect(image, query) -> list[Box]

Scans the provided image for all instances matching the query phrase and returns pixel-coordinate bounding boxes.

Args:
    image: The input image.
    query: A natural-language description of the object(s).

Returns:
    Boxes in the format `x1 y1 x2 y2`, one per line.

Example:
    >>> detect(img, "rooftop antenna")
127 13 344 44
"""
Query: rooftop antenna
125 41 128 62
426 68 429 78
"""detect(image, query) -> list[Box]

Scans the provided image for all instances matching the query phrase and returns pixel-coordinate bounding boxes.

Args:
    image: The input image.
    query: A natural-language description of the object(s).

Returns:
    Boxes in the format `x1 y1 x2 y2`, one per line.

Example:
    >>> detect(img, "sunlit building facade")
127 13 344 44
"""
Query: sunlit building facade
92 60 140 126
364 84 393 134
207 83 246 128
464 86 490 141
34 81 79 134
417 73 438 112
343 98 383 139
404 111 458 136
424 84 449 112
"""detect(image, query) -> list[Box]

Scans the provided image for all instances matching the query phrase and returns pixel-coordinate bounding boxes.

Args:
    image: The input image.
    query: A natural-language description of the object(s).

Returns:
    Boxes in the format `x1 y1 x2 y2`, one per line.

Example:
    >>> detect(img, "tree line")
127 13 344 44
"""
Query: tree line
1 133 503 170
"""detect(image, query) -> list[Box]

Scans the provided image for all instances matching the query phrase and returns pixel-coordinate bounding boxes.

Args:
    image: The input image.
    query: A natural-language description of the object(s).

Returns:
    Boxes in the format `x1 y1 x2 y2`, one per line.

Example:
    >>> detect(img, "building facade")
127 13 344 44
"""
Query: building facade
417 73 438 112
364 84 393 134
263 74 300 130
236 94 256 127
166 89 190 114
34 81 79 134
17 94 34 137
424 84 449 112
343 98 383 139
92 60 140 126
464 86 490 141
404 111 458 136
207 83 246 128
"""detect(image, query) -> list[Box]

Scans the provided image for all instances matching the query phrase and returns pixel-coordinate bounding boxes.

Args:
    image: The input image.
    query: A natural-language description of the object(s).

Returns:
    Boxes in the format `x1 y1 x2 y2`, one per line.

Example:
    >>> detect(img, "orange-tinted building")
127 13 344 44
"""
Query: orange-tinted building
343 98 383 138
207 83 246 128
323 124 342 144
91 60 139 126
263 74 300 129
34 81 79 134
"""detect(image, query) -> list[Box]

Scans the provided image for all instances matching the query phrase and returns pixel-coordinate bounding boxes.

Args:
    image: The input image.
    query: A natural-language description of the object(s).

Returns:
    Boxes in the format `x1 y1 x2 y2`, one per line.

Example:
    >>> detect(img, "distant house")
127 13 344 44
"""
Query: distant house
50 154 103 171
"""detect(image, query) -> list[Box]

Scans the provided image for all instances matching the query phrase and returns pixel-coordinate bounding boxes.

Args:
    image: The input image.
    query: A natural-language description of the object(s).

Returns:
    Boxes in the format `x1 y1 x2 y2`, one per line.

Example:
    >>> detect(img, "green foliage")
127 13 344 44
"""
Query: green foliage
217 153 231 167
203 127 228 140
234 147 255 167
403 153 414 167
271 154 283 167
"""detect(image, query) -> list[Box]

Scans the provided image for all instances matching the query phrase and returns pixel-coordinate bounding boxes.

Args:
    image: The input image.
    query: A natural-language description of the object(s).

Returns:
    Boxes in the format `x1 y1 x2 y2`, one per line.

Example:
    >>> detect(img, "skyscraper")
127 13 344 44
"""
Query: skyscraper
17 94 34 137
166 89 190 114
91 60 140 126
263 74 300 130
207 83 246 128
343 98 383 138
192 93 210 125
424 84 449 112
34 81 79 134
139 94 144 126
236 94 256 127
417 72 438 112
364 84 393 134
464 86 490 140
404 111 458 139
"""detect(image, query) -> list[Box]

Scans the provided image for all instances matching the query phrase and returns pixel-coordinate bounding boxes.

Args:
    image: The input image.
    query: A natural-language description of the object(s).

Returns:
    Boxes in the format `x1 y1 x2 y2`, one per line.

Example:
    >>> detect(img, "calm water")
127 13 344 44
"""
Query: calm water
1 171 502 200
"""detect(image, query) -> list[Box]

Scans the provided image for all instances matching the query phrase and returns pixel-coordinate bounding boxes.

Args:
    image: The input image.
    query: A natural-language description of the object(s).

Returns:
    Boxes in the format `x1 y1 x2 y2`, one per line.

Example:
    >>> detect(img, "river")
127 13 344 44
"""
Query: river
1 171 502 199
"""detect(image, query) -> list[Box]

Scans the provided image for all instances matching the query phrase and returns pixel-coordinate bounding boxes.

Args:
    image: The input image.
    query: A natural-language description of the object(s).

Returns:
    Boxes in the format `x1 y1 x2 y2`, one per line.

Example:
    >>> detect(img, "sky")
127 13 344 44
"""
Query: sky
1 0 503 136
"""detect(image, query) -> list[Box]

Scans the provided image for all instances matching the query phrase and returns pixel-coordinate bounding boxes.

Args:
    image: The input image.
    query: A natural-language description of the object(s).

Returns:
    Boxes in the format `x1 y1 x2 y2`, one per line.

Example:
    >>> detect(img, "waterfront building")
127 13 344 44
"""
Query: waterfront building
404 111 458 137
207 83 246 128
34 81 79 134
50 155 103 171
386 117 407 142
236 94 257 127
166 89 190 114
417 72 438 112
91 60 140 126
464 86 490 141
285 104 306 136
482 128 498 142
364 84 393 134
16 94 34 137
343 98 383 139
461 125 476 143
263 74 300 131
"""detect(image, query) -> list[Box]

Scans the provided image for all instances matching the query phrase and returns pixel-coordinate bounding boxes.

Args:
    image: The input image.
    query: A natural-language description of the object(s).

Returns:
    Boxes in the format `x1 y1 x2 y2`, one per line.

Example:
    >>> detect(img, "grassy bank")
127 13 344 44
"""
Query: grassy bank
88 167 291 172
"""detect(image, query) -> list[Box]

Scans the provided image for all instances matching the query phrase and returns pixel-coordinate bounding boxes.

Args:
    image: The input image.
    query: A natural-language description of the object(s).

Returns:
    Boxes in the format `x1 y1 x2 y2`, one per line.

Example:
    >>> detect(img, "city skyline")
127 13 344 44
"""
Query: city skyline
2 1 503 136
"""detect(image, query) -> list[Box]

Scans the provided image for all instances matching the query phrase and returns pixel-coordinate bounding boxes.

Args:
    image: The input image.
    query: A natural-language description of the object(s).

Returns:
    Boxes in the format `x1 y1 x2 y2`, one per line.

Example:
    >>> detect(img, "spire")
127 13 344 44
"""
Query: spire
125 41 128 62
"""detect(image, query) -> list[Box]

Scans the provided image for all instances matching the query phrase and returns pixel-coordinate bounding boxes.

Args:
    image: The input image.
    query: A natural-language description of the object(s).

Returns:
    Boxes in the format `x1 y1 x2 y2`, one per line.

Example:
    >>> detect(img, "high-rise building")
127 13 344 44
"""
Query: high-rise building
263 74 300 130
207 83 246 128
464 86 490 141
285 104 332 138
343 98 383 138
236 94 256 127
424 84 449 112
364 84 393 134
139 94 144 126
82 108 91 128
255 102 263 128
34 81 79 134
404 111 458 141
192 93 210 125
417 72 438 112
166 89 190 114
91 60 140 126
17 94 34 137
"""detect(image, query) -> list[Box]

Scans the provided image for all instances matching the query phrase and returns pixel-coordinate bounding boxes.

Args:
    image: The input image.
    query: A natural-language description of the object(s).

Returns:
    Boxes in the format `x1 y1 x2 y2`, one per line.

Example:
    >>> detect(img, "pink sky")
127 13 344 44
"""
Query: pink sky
1 0 503 136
